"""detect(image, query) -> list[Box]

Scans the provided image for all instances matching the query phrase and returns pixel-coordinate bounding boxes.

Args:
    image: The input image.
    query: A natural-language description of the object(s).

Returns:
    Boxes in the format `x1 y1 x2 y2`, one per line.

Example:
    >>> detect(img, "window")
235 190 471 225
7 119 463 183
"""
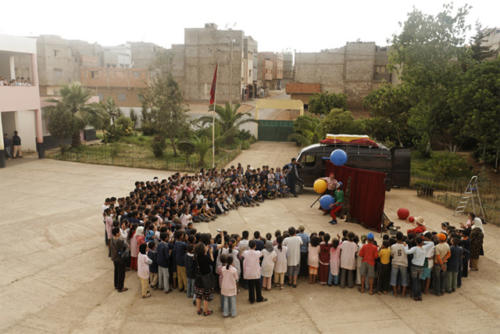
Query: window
118 93 126 101
54 68 63 77
303 154 316 167
53 49 59 57
90 71 97 79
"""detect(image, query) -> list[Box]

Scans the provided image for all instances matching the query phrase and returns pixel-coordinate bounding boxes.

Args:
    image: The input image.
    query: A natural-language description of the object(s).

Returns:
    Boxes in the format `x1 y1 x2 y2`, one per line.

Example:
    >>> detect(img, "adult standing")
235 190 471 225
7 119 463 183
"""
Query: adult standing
194 241 215 316
109 227 128 292
283 226 303 287
285 158 302 197
3 133 12 159
470 227 484 271
12 131 22 158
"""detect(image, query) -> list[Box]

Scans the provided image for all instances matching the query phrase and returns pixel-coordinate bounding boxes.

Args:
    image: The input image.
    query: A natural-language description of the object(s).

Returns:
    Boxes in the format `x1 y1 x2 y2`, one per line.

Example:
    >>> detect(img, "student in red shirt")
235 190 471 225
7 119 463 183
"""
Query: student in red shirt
358 232 378 295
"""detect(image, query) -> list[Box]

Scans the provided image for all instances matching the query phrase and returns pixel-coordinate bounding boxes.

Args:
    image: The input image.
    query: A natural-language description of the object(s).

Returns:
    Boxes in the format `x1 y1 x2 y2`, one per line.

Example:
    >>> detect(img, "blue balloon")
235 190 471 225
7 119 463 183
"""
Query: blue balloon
320 195 335 210
330 149 348 166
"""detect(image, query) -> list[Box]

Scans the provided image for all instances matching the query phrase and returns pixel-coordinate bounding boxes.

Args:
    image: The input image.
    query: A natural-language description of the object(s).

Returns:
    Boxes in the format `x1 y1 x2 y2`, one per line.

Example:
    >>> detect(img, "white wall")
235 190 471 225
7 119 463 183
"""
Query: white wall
0 34 37 54
15 110 36 151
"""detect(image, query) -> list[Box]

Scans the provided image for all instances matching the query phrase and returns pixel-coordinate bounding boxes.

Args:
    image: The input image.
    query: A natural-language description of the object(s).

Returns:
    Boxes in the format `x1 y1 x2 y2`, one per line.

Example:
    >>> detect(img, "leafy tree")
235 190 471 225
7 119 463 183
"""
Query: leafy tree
363 84 412 147
141 73 189 156
454 58 500 169
288 114 321 147
389 4 471 156
197 103 257 145
308 92 347 115
319 109 364 136
44 82 105 147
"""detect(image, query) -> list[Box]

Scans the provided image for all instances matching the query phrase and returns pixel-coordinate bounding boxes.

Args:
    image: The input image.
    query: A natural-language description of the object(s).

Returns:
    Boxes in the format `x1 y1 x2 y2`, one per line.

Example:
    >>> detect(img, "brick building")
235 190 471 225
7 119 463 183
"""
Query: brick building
293 42 395 109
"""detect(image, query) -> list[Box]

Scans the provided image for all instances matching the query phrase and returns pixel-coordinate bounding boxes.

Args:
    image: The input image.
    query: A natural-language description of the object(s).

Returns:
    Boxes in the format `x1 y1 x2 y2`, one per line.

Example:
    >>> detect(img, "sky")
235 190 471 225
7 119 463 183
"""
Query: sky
1 0 498 52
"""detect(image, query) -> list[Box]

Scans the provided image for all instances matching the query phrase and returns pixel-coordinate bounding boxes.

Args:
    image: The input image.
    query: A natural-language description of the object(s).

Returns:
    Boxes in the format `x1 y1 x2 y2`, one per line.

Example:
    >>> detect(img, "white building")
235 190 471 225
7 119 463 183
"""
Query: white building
0 34 43 166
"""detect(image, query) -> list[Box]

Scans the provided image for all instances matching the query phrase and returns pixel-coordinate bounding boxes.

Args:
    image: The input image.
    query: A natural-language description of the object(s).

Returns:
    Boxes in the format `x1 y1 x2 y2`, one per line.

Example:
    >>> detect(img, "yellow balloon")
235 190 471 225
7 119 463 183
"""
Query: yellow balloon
313 179 327 194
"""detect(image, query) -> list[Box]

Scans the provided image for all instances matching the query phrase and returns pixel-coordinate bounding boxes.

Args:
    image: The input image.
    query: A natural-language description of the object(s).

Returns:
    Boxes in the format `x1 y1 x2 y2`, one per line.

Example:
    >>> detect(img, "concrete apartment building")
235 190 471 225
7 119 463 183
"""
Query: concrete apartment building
33 35 163 108
257 52 283 90
291 41 394 109
165 23 257 103
282 52 294 86
243 36 258 99
0 34 43 166
481 27 500 55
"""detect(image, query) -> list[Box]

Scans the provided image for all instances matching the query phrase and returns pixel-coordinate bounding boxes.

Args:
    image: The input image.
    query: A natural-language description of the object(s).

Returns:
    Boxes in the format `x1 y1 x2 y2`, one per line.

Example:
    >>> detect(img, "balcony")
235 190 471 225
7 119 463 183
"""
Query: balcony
0 86 41 112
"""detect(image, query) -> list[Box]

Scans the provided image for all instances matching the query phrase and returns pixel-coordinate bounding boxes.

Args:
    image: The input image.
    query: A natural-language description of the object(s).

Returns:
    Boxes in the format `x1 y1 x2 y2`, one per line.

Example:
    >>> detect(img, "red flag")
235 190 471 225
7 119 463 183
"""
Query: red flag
209 64 218 105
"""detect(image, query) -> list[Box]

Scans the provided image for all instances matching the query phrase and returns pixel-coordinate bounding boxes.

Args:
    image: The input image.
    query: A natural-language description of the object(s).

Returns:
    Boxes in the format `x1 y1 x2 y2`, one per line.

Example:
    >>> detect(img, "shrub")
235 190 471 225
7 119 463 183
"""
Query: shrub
151 135 166 158
426 152 472 180
308 92 347 115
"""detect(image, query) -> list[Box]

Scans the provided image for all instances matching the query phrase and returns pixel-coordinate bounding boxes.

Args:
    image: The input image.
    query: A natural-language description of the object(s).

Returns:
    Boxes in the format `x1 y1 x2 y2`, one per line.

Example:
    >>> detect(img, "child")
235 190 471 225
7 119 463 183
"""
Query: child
318 233 331 285
377 240 391 294
261 241 277 290
328 238 341 286
138 243 152 298
242 240 267 303
308 236 320 284
446 238 463 293
221 256 239 317
358 233 378 295
147 241 158 289
274 236 287 289
185 244 196 298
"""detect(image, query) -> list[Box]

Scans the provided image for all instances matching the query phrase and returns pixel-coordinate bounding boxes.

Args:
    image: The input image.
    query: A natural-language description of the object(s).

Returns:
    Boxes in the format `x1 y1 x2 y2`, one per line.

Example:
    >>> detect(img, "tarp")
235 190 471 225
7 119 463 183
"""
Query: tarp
325 162 386 231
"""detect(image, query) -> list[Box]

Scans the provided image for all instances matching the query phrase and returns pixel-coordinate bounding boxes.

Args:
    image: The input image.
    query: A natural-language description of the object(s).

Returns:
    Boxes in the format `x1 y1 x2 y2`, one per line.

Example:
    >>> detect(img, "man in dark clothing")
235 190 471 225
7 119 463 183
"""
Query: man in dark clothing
109 227 128 292
12 131 22 158
156 232 172 293
3 133 12 159
285 158 302 197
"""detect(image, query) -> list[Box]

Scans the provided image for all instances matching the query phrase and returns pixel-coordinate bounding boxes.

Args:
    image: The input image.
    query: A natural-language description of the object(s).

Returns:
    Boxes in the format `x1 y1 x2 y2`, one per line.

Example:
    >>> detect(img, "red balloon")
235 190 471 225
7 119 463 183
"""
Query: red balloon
397 208 410 220
408 216 415 223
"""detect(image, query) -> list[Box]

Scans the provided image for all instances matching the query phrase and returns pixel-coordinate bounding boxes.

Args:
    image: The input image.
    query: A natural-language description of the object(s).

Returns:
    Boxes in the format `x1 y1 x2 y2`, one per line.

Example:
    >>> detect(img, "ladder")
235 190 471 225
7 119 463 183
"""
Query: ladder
454 176 487 220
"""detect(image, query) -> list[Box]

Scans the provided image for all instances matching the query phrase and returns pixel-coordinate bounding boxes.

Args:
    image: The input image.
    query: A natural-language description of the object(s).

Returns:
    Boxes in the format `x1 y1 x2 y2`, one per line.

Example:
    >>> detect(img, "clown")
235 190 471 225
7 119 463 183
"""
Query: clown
328 181 344 225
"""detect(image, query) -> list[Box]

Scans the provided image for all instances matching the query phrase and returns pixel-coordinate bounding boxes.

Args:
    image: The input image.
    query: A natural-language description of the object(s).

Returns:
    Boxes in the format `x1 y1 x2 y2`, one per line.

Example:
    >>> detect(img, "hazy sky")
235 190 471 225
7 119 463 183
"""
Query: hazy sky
1 0 498 52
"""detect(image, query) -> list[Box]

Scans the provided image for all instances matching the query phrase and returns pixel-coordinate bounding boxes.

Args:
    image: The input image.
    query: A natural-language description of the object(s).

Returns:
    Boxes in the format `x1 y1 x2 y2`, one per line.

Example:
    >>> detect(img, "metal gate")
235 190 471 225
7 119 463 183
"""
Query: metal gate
257 120 294 141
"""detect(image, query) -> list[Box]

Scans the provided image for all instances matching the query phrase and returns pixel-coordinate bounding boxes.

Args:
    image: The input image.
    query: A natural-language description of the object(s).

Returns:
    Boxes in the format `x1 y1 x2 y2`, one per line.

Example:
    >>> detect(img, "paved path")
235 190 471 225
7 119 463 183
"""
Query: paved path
1 143 500 333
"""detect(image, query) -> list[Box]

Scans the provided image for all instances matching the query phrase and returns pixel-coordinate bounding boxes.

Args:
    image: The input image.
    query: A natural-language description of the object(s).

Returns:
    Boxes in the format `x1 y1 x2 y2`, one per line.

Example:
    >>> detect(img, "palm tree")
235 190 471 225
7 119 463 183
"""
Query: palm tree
191 135 211 167
288 114 322 147
45 82 104 147
198 103 257 145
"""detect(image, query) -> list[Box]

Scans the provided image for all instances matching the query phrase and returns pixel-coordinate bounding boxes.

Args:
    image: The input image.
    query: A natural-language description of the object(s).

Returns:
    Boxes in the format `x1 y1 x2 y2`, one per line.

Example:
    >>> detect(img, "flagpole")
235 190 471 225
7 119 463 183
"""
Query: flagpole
212 64 217 169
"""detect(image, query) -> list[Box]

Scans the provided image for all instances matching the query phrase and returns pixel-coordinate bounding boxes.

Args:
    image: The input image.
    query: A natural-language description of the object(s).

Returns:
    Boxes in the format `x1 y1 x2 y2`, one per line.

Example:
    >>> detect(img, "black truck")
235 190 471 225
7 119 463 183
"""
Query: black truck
296 142 411 191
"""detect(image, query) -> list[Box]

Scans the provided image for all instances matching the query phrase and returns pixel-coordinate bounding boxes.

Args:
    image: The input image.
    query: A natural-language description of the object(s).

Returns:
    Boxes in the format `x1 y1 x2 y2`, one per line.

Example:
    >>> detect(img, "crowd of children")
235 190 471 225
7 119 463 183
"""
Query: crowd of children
105 164 485 317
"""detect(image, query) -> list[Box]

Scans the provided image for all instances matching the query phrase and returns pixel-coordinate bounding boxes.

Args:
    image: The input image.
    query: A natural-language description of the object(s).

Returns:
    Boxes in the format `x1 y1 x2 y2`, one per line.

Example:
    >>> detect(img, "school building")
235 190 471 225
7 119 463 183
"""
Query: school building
0 34 44 167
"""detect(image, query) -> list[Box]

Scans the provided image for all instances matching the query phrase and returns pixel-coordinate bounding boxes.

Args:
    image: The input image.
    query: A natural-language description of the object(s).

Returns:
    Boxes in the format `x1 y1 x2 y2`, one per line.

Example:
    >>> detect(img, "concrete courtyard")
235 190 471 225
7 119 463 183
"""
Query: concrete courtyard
1 142 499 333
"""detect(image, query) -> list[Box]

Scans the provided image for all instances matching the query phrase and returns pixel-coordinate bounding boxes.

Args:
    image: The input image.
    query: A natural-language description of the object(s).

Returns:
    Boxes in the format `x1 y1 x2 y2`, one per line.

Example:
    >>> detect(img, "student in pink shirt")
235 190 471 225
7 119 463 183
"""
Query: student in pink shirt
221 256 239 317
242 240 268 304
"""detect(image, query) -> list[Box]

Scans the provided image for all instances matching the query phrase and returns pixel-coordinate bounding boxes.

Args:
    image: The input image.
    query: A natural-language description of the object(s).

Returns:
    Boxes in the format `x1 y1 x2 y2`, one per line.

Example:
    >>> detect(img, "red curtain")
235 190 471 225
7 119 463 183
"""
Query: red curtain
325 162 386 231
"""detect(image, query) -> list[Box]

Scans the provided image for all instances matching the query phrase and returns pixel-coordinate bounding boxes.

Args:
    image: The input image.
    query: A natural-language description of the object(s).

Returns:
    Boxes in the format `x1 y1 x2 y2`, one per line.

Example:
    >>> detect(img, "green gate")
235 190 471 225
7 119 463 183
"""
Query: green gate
258 120 294 141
